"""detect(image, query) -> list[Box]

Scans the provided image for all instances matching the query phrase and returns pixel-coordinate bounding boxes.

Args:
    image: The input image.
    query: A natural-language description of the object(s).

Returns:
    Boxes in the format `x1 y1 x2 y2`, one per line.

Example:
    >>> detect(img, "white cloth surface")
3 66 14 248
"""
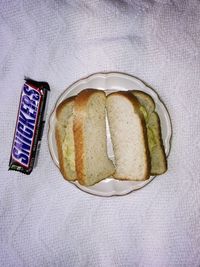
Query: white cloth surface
1 0 200 266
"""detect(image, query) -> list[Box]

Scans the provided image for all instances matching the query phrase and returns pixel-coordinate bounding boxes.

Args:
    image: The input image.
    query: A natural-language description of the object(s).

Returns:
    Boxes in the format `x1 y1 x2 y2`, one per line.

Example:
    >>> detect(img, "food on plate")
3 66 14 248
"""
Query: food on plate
106 91 150 181
55 96 76 181
55 89 115 186
131 91 167 174
9 78 50 174
55 88 167 186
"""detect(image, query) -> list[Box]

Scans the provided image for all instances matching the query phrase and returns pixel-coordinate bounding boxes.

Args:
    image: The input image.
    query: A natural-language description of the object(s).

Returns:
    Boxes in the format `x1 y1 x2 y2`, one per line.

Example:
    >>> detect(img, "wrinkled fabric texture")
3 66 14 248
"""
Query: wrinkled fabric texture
1 0 200 266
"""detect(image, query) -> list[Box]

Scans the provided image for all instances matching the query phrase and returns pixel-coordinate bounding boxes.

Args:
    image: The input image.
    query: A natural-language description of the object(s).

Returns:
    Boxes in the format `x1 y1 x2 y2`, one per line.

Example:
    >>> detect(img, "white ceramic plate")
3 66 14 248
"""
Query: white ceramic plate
48 72 172 196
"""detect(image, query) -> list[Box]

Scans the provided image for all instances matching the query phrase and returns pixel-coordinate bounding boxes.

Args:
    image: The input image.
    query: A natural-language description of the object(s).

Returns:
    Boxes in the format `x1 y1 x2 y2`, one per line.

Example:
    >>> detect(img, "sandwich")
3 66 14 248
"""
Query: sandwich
55 88 167 186
55 89 115 186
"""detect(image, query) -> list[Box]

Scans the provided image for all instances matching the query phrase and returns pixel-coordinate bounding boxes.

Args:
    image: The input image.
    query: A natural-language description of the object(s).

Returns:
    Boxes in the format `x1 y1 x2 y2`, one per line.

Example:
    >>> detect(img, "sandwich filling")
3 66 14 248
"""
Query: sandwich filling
139 105 156 151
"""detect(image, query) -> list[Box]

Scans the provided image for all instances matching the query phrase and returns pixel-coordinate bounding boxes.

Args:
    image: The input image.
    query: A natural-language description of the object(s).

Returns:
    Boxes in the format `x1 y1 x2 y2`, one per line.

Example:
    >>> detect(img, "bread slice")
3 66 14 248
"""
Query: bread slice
106 91 150 181
55 96 76 181
146 112 167 174
73 89 115 186
131 90 167 175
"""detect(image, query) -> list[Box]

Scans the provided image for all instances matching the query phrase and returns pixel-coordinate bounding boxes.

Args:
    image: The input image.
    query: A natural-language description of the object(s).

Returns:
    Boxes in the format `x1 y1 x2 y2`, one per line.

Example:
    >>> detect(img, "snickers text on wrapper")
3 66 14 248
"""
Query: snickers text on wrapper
9 79 50 174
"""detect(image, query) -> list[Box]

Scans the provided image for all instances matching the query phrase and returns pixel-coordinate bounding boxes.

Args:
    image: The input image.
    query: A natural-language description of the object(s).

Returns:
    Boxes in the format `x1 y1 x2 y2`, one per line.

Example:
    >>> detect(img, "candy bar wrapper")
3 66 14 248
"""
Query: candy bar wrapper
9 78 50 174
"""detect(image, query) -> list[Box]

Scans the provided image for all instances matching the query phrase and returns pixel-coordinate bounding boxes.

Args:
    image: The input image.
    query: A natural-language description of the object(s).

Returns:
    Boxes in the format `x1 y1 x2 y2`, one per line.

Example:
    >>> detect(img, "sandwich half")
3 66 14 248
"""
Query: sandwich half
73 89 115 186
106 91 150 181
131 90 167 175
55 96 76 181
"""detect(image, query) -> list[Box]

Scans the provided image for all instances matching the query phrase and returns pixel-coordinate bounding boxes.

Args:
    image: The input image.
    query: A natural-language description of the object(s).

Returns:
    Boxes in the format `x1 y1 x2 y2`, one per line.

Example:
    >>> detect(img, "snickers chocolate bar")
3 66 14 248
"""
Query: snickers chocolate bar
9 78 50 174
